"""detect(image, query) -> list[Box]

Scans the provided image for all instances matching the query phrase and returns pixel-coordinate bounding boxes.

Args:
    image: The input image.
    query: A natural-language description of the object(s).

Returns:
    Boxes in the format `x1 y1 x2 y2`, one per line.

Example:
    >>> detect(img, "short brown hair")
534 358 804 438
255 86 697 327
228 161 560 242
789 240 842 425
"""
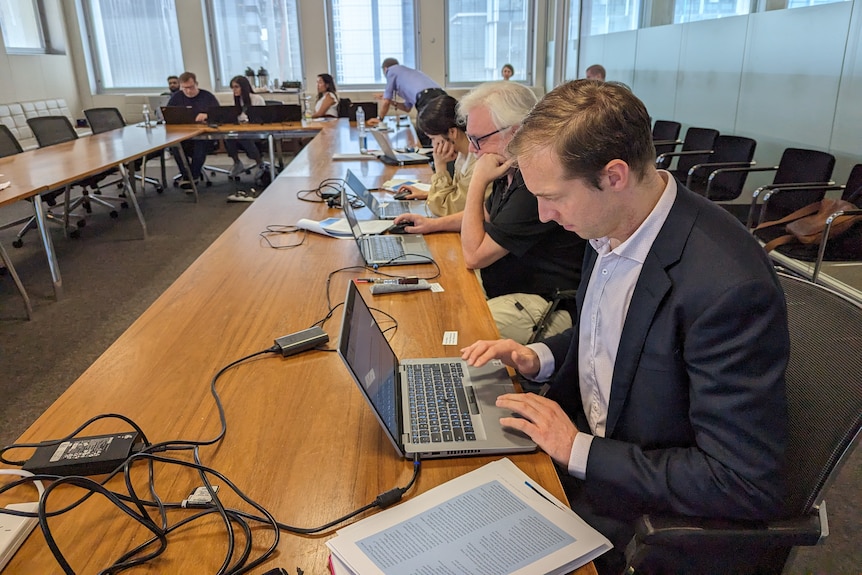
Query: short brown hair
585 64 606 80
509 80 654 189
178 71 197 84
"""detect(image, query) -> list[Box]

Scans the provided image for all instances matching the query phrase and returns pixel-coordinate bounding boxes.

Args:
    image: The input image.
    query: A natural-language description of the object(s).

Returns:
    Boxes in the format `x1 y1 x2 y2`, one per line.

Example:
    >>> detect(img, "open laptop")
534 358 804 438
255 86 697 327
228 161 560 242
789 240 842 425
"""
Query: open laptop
246 104 302 124
338 281 536 459
370 129 431 166
160 106 198 124
206 105 242 125
345 169 426 220
341 189 433 266
149 95 171 122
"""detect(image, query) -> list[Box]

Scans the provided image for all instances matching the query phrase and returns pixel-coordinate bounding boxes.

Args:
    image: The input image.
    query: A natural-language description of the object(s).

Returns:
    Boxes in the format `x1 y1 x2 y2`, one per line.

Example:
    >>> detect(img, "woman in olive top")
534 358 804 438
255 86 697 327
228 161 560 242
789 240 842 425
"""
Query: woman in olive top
399 95 491 216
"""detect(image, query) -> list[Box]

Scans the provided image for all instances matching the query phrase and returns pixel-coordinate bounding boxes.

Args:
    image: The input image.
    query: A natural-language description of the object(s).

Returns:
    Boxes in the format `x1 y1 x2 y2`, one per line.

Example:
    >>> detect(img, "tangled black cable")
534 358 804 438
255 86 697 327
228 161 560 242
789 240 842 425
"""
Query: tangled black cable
295 177 344 203
259 224 307 249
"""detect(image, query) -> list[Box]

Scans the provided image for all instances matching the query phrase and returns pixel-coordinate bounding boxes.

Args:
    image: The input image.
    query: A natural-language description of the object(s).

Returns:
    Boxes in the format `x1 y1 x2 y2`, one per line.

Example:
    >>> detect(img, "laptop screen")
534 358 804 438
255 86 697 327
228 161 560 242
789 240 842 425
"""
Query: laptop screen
345 170 378 214
340 190 368 256
339 282 402 446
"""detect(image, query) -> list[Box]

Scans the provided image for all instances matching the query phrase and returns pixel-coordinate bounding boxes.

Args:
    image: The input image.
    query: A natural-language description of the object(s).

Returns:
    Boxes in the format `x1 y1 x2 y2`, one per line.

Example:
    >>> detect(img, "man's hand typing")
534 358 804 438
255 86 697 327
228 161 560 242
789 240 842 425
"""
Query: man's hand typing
496 393 578 466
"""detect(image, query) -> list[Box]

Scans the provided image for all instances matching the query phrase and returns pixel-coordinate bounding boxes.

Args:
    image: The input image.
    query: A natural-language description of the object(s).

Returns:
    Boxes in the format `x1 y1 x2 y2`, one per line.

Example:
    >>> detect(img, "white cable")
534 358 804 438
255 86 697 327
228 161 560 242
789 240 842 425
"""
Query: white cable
0 469 45 498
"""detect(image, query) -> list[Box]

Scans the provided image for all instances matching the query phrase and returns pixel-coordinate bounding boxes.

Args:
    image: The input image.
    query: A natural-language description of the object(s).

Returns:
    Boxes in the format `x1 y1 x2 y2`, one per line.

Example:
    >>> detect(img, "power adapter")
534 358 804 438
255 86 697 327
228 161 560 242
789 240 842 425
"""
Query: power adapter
22 432 142 477
0 502 39 571
274 327 329 357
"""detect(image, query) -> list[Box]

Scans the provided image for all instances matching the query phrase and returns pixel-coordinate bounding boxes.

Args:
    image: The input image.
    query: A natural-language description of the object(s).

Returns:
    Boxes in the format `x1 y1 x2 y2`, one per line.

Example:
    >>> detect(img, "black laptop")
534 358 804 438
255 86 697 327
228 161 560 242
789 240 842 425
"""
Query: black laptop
246 104 302 124
206 105 242 125
160 106 198 124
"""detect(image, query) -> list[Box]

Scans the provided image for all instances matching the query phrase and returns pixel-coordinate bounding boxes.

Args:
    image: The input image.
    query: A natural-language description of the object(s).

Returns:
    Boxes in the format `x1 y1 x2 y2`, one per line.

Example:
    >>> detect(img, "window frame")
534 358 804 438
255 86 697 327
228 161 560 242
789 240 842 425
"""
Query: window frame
1 0 49 54
324 0 421 90
80 0 185 94
443 0 536 87
204 0 305 92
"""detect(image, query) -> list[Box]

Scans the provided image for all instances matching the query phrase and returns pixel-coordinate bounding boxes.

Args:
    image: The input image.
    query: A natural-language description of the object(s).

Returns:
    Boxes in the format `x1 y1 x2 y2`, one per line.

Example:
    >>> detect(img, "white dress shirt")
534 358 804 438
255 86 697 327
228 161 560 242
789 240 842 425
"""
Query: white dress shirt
529 171 677 478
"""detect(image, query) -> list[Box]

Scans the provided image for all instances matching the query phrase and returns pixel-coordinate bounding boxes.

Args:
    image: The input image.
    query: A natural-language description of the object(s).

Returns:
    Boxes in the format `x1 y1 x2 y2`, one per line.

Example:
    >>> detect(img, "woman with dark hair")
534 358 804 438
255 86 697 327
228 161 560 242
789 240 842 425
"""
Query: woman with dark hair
225 75 265 186
312 73 339 118
398 95 490 216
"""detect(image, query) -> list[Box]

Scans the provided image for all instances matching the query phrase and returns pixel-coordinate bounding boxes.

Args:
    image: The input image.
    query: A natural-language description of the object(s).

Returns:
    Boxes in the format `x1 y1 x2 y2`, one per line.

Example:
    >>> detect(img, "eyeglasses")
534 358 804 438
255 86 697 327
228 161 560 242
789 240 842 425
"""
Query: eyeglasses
466 126 510 151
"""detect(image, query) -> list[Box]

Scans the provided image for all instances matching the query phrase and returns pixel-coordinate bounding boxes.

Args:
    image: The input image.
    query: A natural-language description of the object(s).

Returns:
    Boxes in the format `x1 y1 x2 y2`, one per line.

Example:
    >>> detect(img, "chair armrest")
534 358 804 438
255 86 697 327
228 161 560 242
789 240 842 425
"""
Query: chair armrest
686 161 756 190
813 208 862 282
630 509 824 548
653 139 682 146
761 182 837 204
656 149 714 163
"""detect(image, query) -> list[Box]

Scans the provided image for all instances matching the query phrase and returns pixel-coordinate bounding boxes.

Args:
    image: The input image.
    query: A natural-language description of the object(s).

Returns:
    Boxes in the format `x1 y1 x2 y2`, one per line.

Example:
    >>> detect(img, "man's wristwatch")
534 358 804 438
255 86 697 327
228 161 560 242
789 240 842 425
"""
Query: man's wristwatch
377 116 384 121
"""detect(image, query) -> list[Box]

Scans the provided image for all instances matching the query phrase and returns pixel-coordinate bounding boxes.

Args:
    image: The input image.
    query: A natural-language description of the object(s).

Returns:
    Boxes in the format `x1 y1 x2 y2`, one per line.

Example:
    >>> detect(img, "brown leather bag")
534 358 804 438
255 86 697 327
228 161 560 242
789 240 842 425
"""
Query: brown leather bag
755 198 862 253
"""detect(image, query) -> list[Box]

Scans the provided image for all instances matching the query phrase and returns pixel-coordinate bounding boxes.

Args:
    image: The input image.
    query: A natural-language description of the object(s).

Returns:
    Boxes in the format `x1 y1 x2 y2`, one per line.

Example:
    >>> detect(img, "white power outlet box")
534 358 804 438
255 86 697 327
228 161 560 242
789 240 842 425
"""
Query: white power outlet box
0 502 39 572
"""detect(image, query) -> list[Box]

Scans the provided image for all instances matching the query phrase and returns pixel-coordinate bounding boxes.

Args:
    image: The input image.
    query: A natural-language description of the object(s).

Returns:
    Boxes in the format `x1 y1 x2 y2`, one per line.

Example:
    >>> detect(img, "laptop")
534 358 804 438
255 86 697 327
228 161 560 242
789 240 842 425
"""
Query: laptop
338 281 536 459
148 95 171 122
370 129 431 166
206 105 242 125
341 189 434 266
246 104 302 124
160 106 198 124
345 169 426 220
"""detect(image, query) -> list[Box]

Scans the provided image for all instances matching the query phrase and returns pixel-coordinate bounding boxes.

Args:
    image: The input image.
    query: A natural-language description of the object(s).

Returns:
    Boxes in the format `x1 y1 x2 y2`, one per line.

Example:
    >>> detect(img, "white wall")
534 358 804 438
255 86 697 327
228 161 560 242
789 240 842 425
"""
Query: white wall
581 1 861 193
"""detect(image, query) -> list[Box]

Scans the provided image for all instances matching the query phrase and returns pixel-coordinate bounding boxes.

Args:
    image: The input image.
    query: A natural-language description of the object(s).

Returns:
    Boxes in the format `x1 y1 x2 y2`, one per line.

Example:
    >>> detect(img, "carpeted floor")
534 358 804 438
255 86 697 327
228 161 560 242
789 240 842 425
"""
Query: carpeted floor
0 158 859 574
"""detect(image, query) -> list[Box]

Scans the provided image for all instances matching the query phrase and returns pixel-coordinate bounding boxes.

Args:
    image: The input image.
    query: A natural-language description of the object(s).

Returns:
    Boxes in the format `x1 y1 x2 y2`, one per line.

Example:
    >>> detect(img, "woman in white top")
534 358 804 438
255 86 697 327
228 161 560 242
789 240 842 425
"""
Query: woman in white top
312 73 339 119
399 95 491 217
226 75 265 181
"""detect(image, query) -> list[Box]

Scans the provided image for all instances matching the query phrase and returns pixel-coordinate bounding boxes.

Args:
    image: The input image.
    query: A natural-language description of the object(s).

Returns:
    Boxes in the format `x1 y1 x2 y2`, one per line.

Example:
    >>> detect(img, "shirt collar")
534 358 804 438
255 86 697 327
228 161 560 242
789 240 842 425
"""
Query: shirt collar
589 170 677 262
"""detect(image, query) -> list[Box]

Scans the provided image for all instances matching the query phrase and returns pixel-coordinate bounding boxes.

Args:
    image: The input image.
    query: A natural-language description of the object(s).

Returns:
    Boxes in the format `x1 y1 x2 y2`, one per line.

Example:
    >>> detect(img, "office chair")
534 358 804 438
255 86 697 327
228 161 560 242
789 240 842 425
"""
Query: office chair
0 124 83 248
27 116 128 227
347 102 379 122
743 148 835 228
337 97 352 118
83 107 164 193
758 164 862 282
0 125 34 319
656 126 719 173
623 272 862 575
651 120 682 161
685 135 757 201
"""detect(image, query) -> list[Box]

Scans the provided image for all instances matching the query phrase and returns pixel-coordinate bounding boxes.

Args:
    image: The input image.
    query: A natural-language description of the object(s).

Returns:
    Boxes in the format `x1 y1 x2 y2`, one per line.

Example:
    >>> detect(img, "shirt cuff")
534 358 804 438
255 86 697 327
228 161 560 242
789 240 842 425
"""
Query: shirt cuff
527 342 555 382
567 432 593 479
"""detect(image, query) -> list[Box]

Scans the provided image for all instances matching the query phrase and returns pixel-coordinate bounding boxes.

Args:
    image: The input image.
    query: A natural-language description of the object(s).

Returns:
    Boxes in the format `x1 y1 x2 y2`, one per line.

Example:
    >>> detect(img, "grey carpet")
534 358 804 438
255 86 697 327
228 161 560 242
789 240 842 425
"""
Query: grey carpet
0 163 859 573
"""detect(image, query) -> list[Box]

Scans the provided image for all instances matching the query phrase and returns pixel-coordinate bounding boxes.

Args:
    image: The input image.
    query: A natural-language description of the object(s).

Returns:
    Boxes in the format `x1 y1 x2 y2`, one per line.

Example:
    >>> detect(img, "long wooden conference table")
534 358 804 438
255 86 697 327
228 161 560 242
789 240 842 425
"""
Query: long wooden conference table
1 119 595 575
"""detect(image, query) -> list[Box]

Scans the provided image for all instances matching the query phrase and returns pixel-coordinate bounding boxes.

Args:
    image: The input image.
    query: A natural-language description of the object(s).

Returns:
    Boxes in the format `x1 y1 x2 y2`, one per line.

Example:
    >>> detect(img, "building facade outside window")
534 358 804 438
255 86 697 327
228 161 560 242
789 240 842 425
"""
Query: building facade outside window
327 0 417 87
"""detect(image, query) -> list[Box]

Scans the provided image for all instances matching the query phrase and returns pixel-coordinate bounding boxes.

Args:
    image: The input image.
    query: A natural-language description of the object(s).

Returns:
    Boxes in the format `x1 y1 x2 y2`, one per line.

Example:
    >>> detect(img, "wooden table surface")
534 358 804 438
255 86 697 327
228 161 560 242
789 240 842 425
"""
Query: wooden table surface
1 119 595 575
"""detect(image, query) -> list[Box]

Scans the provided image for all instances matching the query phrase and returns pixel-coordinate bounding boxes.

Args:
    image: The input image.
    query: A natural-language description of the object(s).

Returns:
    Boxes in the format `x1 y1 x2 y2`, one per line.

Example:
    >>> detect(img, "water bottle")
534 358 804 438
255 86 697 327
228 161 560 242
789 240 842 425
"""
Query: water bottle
356 106 367 153
142 103 151 127
302 93 312 121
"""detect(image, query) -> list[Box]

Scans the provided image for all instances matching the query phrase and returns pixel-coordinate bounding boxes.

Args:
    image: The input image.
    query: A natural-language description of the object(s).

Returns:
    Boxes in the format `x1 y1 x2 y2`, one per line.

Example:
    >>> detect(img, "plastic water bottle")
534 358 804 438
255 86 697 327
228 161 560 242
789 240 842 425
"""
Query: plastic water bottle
356 106 367 153
142 103 151 127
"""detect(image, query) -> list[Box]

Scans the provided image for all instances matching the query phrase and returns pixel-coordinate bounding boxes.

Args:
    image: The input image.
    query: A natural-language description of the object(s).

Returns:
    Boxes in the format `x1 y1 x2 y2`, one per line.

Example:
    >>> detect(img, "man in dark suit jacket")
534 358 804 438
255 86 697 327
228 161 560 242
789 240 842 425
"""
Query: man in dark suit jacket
461 80 789 573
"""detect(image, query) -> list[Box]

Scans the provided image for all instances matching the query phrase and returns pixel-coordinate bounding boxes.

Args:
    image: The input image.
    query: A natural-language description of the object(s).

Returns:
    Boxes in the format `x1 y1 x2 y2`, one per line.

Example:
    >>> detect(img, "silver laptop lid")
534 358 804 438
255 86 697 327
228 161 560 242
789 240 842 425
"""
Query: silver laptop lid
345 170 380 217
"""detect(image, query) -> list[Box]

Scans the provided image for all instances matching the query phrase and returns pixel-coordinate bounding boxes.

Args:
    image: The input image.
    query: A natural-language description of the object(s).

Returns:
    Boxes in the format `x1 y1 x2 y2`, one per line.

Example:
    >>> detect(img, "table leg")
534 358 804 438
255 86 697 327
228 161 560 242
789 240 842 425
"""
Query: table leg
119 163 148 239
32 197 63 300
268 134 277 182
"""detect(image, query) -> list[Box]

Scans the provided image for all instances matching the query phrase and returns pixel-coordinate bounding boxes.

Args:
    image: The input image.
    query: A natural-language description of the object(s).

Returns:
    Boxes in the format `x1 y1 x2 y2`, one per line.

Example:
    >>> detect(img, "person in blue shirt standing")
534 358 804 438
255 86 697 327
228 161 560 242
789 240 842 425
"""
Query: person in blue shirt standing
366 58 445 146
167 71 219 189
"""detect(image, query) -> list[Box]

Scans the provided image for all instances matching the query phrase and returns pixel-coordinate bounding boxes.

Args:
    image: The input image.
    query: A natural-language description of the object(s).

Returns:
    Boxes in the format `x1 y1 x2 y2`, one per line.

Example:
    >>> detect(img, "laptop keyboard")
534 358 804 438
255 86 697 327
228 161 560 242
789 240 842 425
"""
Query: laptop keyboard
381 202 409 217
364 235 404 262
406 362 476 443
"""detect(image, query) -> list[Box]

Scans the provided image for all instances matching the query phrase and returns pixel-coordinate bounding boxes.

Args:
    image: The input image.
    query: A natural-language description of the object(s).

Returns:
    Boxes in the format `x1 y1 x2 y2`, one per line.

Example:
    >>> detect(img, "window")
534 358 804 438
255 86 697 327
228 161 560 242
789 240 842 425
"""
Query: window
563 0 580 80
327 0 417 87
207 0 303 90
82 0 183 91
0 0 46 53
787 0 848 7
582 0 640 36
446 0 534 85
674 0 752 23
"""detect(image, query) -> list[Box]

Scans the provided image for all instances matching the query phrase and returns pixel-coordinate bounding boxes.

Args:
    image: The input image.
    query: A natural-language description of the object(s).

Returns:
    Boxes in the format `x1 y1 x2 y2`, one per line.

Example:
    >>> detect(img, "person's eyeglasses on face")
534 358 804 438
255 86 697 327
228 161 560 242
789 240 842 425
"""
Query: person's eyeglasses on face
466 126 511 151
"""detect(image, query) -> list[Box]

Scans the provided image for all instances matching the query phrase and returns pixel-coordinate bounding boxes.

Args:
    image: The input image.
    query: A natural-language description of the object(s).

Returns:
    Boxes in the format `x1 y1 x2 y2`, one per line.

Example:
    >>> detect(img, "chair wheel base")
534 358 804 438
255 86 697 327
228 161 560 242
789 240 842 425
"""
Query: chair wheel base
77 220 86 228
110 211 119 219
69 229 81 239
12 239 23 248
121 202 129 209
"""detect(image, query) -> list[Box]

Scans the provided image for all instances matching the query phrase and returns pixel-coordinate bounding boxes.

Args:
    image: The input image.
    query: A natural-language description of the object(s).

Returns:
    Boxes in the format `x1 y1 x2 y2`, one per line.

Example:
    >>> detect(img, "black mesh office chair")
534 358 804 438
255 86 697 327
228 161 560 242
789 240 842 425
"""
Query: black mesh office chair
623 273 862 575
84 107 164 193
685 135 757 201
656 126 719 174
0 125 34 319
27 116 128 226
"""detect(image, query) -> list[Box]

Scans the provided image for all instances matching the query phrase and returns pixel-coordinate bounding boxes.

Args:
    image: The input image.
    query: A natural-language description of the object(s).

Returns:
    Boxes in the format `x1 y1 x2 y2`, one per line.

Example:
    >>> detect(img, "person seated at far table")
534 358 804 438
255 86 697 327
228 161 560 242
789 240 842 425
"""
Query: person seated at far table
167 71 219 189
312 73 339 119
225 75 265 179
392 81 587 344
501 63 515 80
461 79 789 575
396 95 491 217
